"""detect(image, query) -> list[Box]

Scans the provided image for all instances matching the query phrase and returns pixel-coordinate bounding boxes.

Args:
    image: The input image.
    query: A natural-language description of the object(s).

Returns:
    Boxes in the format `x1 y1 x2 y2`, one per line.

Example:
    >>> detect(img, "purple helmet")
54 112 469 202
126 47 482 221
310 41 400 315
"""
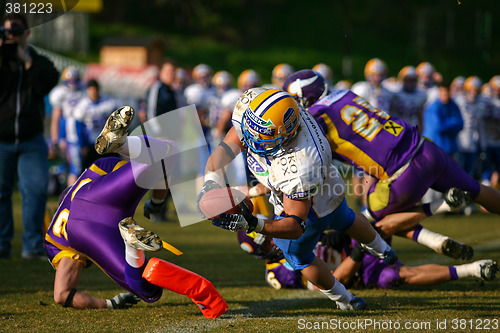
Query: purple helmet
237 231 283 261
283 69 329 108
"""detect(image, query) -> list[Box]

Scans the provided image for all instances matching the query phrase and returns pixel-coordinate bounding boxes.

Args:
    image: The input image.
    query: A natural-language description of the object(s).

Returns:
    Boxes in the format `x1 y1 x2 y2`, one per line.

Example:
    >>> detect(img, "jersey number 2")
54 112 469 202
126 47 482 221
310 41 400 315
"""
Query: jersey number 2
340 105 382 141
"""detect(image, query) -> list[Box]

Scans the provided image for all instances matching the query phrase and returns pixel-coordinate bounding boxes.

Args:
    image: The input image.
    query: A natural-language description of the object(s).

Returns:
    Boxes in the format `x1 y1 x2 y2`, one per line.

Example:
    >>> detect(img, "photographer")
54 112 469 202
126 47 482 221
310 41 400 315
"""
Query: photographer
0 14 59 260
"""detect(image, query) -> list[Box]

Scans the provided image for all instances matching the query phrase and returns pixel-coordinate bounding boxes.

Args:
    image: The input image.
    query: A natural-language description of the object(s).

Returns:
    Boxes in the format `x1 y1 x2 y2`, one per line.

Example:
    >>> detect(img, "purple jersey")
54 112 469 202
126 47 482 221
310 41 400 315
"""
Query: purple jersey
45 155 163 302
350 239 403 289
308 90 421 180
265 259 305 289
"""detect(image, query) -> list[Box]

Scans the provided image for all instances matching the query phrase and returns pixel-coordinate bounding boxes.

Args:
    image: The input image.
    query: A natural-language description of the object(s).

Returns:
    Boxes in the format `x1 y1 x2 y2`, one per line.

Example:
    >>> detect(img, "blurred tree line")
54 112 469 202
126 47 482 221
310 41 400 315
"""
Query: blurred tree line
92 0 499 82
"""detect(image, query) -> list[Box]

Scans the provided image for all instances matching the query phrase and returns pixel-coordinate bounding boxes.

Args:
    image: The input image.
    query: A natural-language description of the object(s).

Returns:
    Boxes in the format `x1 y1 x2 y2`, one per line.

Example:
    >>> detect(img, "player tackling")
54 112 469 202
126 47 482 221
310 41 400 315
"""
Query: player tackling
198 88 398 311
45 106 227 318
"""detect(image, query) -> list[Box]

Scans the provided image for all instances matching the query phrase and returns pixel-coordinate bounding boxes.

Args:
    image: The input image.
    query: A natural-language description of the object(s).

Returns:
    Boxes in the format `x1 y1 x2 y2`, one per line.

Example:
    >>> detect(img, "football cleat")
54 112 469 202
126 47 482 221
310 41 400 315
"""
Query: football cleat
361 244 398 265
444 187 472 209
479 260 498 281
380 247 399 265
95 106 135 155
337 296 367 311
119 217 162 252
440 238 474 260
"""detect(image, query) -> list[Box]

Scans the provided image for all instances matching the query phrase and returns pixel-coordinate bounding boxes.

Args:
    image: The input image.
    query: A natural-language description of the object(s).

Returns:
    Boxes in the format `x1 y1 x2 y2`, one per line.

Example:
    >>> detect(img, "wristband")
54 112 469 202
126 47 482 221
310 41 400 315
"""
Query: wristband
253 218 265 233
106 299 116 309
248 187 260 198
204 171 220 184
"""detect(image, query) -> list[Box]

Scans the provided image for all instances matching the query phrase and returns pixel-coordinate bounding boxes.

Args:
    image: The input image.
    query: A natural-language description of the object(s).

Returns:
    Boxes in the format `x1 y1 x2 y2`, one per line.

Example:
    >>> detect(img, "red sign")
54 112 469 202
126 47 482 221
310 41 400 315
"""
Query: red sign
85 64 159 98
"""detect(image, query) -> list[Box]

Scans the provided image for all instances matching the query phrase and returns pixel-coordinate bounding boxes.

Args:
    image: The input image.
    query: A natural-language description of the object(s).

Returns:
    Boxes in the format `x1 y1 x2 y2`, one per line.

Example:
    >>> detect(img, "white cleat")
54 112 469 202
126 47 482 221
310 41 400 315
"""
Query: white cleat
478 260 498 281
95 106 135 155
119 217 162 252
444 187 472 210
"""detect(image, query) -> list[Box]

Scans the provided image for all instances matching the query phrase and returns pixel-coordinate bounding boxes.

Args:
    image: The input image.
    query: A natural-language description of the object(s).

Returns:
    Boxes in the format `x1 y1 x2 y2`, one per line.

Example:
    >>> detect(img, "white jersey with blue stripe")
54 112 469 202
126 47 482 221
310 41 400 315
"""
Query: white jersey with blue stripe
231 88 345 218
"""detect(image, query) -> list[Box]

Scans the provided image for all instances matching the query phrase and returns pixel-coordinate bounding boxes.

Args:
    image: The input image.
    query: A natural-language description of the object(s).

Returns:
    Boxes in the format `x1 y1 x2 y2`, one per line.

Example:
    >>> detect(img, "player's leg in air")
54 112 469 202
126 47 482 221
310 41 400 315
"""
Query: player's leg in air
365 138 500 260
50 106 227 317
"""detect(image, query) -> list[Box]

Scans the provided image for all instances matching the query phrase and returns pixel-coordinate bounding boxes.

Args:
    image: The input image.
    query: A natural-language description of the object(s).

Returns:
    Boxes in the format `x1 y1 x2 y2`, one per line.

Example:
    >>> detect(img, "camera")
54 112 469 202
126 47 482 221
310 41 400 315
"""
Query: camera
0 23 25 58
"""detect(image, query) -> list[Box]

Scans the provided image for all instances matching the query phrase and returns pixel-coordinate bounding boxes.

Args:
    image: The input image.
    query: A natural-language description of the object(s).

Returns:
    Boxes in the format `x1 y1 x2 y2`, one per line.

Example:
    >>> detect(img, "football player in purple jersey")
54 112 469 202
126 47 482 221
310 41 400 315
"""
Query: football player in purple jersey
283 70 500 260
238 230 498 291
45 106 227 317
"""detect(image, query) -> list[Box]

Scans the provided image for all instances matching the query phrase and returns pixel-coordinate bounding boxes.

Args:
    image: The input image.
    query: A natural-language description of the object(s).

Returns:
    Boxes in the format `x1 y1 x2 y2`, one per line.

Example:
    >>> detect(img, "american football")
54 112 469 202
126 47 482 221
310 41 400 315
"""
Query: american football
199 187 253 218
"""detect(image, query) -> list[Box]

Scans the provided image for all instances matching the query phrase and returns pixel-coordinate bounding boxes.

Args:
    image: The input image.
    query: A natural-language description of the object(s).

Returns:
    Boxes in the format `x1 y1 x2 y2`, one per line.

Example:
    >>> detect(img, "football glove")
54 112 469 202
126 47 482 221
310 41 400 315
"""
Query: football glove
211 200 264 233
108 292 141 309
196 180 221 218
144 200 164 219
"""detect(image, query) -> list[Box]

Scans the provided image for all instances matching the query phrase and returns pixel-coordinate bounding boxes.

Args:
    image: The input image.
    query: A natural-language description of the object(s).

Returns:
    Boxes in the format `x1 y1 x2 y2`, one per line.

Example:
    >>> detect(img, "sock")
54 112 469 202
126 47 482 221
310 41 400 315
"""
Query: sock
114 136 141 156
412 225 424 241
319 277 353 304
454 261 482 279
448 266 459 280
127 136 175 166
125 241 146 268
426 198 452 215
151 197 163 204
415 227 447 252
361 233 389 256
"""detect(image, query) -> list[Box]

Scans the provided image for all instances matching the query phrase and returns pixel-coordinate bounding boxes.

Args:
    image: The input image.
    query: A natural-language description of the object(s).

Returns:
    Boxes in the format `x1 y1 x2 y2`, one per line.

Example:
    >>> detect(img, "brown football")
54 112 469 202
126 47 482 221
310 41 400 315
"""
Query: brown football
199 187 253 219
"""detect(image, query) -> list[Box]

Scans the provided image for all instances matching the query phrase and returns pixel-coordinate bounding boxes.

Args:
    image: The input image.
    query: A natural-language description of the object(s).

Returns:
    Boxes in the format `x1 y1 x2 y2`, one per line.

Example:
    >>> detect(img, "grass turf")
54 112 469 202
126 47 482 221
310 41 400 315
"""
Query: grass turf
1 192 499 332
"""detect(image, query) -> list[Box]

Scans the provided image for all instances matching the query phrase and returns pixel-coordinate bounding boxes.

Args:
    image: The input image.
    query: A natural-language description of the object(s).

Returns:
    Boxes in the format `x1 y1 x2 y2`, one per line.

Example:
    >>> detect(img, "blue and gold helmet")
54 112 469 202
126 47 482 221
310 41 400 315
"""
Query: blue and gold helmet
241 89 300 156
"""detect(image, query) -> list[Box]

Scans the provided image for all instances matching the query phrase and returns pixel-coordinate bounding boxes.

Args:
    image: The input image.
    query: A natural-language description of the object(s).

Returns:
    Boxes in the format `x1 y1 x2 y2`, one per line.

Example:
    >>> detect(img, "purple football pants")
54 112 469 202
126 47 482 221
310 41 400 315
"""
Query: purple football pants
66 156 163 302
368 140 480 219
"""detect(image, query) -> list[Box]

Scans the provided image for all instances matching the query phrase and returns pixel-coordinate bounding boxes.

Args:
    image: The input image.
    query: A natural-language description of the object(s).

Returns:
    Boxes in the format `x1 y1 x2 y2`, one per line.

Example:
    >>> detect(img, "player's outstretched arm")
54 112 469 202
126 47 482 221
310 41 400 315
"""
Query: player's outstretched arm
204 127 244 184
211 196 308 239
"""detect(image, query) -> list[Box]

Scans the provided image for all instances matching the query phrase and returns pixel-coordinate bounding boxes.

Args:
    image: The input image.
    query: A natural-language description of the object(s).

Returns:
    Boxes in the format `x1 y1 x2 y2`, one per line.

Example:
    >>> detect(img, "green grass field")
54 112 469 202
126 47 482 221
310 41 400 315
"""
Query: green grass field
1 191 499 332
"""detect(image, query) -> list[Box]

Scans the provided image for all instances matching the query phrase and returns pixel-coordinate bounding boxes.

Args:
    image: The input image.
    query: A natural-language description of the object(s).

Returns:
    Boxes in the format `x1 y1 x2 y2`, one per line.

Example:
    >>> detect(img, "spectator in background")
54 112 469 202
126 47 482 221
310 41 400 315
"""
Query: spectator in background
422 82 463 157
479 76 500 190
390 66 427 133
210 70 233 143
263 63 294 89
73 79 117 168
313 63 334 90
0 14 59 259
172 67 188 108
216 69 261 141
184 64 217 192
416 61 439 108
49 66 86 186
455 76 485 178
450 76 466 100
140 58 178 125
139 58 180 222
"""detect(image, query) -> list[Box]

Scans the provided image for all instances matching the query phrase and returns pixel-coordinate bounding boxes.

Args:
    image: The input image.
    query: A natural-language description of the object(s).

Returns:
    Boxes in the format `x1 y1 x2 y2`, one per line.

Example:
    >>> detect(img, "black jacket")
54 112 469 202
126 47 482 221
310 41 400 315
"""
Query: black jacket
0 46 59 143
